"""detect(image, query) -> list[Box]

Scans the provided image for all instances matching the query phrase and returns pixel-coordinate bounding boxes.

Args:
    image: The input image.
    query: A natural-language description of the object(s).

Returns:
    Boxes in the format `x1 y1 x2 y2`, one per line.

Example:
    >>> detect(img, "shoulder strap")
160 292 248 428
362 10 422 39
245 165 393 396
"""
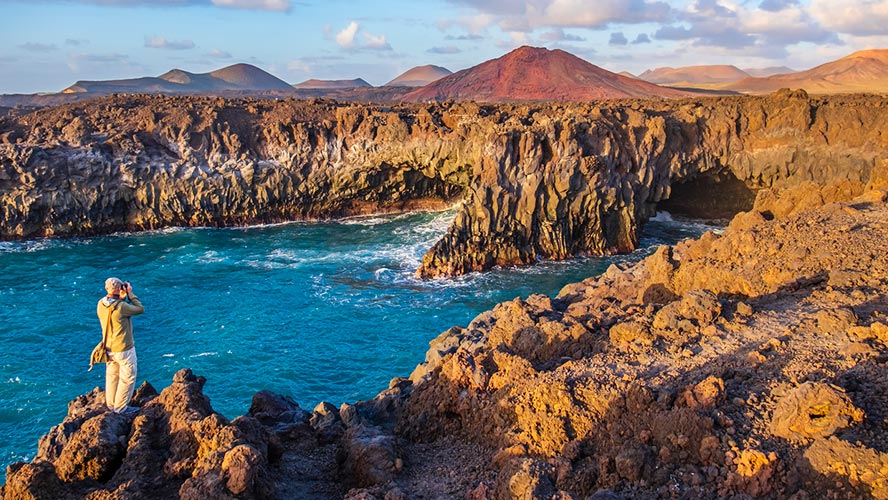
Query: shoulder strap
101 300 120 349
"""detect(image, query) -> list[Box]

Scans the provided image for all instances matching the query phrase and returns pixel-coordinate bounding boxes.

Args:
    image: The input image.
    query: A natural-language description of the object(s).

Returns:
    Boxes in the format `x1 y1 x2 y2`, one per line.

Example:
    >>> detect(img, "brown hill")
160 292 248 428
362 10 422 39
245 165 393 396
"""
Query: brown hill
292 78 372 89
743 66 795 78
402 46 691 102
386 65 452 87
206 63 293 91
639 65 750 85
726 49 888 94
63 63 292 94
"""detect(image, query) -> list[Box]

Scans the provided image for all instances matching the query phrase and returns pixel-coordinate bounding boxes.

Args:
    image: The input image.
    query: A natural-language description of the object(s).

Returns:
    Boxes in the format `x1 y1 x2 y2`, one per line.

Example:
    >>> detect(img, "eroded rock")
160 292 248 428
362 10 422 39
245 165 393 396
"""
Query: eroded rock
770 383 865 441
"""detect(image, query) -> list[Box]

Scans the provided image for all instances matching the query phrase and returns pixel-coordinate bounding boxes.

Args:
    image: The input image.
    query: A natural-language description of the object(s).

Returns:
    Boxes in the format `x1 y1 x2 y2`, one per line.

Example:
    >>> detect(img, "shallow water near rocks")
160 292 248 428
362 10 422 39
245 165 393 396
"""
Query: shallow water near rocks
0 210 717 475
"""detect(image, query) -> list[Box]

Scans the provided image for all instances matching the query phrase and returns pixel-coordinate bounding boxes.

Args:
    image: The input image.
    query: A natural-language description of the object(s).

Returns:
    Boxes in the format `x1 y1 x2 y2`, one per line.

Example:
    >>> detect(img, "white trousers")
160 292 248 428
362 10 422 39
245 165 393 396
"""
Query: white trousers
105 348 137 412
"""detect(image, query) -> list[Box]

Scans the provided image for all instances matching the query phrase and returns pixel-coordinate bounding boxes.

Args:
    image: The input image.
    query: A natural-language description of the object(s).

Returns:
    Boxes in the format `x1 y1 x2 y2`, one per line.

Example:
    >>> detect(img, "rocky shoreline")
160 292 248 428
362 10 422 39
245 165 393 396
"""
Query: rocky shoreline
2 91 887 277
4 178 888 499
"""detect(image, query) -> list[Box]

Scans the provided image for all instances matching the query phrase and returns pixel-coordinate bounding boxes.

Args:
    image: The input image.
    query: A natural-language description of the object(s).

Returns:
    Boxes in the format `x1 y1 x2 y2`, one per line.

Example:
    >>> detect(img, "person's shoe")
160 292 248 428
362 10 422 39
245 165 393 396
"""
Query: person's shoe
118 405 140 415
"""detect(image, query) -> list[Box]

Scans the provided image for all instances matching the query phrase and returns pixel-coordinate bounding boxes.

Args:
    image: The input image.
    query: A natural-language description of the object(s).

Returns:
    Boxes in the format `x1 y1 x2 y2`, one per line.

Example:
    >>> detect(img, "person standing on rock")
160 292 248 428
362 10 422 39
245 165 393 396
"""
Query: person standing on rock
97 277 144 414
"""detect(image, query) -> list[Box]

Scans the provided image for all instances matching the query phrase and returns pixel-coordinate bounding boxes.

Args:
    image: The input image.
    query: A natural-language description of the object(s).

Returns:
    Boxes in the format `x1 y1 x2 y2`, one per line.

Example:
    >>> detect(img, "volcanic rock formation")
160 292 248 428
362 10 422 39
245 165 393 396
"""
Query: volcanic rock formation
401 46 692 102
1 90 887 279
4 184 888 499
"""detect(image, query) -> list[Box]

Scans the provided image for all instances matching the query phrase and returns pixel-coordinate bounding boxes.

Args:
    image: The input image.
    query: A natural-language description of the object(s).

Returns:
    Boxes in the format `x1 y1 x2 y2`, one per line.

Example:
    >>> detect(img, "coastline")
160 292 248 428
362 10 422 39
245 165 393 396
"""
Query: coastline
3 92 887 278
3 183 887 499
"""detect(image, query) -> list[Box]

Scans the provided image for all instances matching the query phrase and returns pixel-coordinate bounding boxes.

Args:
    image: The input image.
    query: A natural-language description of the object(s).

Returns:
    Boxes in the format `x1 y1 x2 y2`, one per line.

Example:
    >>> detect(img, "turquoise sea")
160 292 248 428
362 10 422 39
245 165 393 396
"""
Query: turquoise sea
0 210 717 476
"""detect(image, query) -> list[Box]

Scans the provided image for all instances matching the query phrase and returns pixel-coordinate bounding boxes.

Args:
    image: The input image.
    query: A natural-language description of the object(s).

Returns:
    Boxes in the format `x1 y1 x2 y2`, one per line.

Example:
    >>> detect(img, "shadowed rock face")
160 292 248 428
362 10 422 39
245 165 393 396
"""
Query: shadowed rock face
1 90 887 278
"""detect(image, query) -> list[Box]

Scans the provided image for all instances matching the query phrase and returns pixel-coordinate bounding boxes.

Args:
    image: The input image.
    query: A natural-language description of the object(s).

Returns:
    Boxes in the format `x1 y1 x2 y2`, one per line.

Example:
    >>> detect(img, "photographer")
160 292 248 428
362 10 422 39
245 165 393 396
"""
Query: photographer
97 277 144 414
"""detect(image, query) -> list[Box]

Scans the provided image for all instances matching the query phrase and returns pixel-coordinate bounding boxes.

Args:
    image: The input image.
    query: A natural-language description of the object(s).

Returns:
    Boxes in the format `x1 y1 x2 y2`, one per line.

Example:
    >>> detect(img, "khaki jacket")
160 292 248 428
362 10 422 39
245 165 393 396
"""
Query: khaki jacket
97 294 144 352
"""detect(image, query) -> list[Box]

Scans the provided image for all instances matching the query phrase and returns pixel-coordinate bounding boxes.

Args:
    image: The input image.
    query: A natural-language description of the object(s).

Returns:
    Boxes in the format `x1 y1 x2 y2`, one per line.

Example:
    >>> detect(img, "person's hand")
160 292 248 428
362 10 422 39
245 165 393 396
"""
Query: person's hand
125 282 133 296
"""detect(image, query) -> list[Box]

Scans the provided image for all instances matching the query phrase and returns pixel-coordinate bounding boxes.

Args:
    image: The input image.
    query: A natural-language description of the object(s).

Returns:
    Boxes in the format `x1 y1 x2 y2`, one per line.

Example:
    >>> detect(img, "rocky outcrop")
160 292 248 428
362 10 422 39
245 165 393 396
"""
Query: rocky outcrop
395 187 888 499
2 91 888 279
5 185 888 498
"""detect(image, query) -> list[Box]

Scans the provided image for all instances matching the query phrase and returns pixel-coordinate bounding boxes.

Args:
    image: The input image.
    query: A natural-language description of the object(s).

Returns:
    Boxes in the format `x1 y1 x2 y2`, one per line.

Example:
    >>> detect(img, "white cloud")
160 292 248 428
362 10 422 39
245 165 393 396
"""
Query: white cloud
207 48 232 58
211 0 291 11
336 21 359 49
539 28 585 42
810 0 888 36
445 0 672 32
427 45 462 54
334 21 392 51
145 37 196 50
538 0 671 28
17 42 58 52
363 32 392 51
609 32 628 46
444 33 484 41
0 0 291 11
738 3 836 44
651 0 838 59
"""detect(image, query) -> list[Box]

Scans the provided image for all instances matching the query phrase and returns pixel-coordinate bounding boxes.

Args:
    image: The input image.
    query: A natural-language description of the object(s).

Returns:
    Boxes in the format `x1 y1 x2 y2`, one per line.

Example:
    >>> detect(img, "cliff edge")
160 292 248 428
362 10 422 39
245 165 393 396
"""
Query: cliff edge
1 91 887 279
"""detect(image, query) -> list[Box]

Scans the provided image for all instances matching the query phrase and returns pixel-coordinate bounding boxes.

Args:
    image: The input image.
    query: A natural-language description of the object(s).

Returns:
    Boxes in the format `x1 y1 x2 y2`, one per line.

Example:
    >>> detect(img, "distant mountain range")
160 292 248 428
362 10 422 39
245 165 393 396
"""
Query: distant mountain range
64 63 293 94
724 49 888 94
639 65 754 86
2 46 887 108
634 50 888 94
402 46 692 102
638 65 795 87
743 66 796 78
292 78 372 89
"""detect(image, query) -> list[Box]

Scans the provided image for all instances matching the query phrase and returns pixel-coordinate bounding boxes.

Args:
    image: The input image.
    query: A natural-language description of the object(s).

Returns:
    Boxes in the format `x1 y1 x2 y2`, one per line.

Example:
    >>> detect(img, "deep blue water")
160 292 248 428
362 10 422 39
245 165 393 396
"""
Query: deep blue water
0 210 717 475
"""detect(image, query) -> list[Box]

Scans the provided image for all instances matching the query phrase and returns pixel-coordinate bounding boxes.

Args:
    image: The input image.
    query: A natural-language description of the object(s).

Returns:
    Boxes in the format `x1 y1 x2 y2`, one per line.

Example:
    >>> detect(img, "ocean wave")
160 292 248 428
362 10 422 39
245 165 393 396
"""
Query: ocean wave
650 211 674 222
338 215 405 226
195 250 226 264
188 352 218 358
0 239 73 254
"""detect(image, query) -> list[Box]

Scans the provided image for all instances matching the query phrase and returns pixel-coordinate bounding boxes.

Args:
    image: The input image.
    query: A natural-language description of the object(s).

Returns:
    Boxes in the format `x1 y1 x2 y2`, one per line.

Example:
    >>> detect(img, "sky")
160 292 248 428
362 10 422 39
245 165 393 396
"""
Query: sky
1 0 887 94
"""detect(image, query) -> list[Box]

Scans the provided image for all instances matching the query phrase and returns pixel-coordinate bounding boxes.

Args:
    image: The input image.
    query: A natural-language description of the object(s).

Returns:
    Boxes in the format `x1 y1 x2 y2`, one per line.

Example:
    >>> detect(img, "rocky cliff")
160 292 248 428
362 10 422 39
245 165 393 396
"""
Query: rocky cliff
1 91 887 278
5 178 888 499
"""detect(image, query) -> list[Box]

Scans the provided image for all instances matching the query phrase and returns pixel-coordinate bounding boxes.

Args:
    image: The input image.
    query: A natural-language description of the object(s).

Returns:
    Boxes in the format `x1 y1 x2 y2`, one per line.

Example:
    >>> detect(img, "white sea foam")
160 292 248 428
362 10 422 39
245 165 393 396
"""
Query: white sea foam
0 240 63 254
339 216 395 226
189 352 218 358
650 211 674 222
162 354 175 358
195 250 225 264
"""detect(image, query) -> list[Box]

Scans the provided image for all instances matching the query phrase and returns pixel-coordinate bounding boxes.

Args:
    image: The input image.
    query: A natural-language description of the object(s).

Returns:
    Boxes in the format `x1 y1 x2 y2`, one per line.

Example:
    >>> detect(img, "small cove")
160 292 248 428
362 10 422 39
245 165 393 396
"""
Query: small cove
0 210 718 474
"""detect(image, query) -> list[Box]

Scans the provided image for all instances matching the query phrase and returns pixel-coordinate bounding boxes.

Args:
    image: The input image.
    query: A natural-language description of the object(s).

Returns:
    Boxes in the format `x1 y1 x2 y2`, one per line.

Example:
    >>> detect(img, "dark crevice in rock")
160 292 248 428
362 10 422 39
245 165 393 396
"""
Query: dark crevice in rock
657 169 757 220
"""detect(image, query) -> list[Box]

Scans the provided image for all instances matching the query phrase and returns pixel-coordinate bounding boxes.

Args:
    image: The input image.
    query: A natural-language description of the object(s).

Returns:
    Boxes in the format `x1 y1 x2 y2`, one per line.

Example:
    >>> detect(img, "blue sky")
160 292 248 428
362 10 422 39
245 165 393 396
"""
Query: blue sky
1 0 887 94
